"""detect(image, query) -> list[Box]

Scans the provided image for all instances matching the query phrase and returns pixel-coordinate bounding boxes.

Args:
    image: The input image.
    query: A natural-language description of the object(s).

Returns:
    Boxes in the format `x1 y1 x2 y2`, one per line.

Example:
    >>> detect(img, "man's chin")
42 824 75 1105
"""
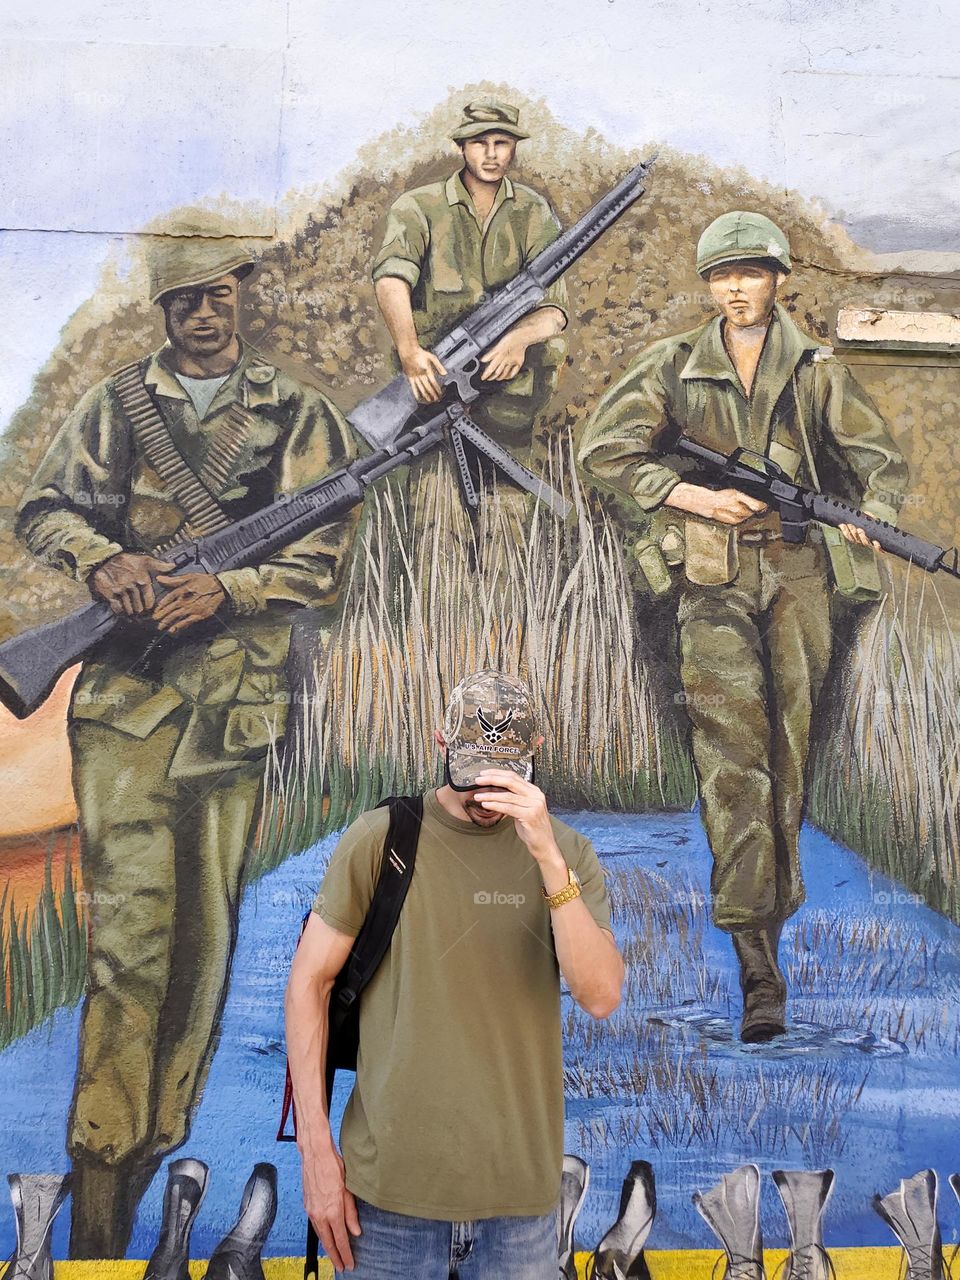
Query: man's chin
180 334 232 357
463 801 503 827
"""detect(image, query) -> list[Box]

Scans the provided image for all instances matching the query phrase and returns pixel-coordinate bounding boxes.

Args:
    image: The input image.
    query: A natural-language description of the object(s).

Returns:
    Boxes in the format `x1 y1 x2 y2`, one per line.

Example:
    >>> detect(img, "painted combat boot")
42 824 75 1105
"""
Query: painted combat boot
1 1173 71 1280
731 925 787 1043
772 1169 836 1280
590 1160 656 1279
693 1164 766 1280
203 1164 277 1280
558 1155 590 1280
143 1158 209 1280
873 1169 945 1280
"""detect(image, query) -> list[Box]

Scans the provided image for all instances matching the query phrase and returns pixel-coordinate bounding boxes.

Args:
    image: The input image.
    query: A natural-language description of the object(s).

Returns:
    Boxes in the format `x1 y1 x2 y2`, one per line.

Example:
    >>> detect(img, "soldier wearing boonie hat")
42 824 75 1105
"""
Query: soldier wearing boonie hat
580 207 907 1044
449 99 531 143
15 219 358 1258
297 667 621 1273
371 98 570 558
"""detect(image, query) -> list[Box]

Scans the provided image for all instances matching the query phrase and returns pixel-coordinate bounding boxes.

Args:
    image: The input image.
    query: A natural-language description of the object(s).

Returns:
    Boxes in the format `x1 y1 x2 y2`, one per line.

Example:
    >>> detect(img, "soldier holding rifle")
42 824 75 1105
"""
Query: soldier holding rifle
579 211 908 1042
15 230 357 1257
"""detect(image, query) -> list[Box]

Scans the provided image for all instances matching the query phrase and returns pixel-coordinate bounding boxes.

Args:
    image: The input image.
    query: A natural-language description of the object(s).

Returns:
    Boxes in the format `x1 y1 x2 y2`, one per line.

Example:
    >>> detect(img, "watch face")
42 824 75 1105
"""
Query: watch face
571 868 582 888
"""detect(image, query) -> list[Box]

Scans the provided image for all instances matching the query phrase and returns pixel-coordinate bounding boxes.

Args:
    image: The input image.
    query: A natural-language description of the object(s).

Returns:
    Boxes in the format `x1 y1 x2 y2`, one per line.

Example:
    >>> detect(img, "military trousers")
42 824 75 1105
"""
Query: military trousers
676 538 833 931
67 708 264 1167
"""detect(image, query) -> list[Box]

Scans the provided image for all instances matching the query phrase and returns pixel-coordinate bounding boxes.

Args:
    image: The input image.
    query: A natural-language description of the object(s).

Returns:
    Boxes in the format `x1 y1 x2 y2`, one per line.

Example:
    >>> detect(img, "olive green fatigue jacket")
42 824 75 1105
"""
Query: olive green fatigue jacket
372 170 569 436
16 341 357 776
578 305 908 594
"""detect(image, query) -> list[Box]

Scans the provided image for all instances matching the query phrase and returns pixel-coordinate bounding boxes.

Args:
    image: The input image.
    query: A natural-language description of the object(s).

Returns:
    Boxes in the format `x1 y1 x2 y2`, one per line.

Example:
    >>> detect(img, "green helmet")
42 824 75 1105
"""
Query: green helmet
696 211 792 279
147 217 256 303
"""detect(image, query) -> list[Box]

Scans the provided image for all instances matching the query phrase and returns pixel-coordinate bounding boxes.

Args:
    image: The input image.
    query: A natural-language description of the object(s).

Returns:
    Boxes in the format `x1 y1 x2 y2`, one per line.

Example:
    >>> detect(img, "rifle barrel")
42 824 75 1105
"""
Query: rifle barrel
529 158 655 289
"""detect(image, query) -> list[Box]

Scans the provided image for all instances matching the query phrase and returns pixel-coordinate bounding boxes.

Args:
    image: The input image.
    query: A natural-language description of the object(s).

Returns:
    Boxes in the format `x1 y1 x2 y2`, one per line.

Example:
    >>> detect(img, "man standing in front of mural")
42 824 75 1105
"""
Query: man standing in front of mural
579 211 908 1043
15 229 358 1258
371 100 568 540
285 670 623 1278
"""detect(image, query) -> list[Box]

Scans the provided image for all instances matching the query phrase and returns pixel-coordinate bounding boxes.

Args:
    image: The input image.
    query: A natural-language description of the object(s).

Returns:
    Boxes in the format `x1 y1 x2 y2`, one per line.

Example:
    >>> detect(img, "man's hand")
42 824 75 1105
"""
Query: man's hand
665 482 769 525
399 344 447 404
473 769 556 861
89 552 176 616
479 331 529 383
838 522 882 552
151 572 227 635
302 1143 361 1272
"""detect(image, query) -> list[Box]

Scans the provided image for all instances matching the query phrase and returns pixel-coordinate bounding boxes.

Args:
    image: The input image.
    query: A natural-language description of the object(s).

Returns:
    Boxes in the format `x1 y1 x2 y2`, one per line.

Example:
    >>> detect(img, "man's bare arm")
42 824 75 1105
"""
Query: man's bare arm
374 277 447 403
538 866 624 1019
472 769 623 1019
664 482 769 524
376 276 566 397
479 306 567 382
284 914 361 1272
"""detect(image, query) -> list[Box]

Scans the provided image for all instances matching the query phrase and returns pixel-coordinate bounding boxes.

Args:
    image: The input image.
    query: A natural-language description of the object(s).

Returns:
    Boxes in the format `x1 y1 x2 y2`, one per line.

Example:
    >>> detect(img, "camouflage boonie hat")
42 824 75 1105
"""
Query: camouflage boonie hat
696 211 792 279
148 217 256 303
450 101 529 143
443 670 537 791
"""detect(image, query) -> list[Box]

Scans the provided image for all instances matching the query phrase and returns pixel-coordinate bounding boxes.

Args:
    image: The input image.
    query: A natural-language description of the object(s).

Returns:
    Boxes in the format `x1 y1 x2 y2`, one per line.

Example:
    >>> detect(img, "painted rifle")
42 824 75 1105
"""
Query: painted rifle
0 403 569 720
0 160 655 719
674 434 960 579
348 157 656 450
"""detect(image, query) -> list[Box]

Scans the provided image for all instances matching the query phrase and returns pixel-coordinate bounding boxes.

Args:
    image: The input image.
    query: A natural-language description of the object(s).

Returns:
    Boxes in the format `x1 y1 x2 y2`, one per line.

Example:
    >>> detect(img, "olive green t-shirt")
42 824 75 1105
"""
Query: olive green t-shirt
312 788 612 1220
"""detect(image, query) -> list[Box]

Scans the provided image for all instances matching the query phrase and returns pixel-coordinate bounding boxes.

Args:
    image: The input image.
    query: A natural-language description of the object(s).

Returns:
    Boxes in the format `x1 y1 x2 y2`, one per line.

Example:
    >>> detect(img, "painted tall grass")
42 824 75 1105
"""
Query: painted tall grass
0 850 85 1050
257 467 960 926
810 573 960 923
565 867 869 1163
253 440 696 871
7 450 960 1051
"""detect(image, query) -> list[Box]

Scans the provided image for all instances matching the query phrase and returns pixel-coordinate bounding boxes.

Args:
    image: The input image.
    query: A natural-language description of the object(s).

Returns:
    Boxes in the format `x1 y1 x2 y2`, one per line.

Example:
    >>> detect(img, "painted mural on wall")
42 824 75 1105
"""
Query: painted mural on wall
0 79 959 1279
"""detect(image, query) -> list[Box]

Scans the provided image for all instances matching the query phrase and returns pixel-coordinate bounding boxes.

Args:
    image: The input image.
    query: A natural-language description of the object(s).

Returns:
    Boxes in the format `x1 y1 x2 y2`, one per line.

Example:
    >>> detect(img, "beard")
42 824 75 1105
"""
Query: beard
461 795 504 827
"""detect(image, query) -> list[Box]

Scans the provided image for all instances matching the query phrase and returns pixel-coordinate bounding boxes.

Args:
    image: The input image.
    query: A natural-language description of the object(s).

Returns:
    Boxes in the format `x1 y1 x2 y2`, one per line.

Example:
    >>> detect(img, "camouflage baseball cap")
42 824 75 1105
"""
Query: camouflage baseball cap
442 669 537 791
696 211 792 279
450 101 529 143
147 218 256 303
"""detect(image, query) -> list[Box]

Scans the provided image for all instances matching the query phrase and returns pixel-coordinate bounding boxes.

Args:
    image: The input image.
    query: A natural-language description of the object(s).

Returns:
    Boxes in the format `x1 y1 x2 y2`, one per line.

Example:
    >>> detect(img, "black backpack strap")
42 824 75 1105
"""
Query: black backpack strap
305 1222 320 1280
329 794 422 1027
279 797 422 1280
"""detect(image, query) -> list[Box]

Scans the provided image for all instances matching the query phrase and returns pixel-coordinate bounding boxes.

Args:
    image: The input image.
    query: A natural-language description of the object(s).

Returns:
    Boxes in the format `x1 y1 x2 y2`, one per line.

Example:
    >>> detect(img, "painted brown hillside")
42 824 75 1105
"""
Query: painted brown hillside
1 81 958 640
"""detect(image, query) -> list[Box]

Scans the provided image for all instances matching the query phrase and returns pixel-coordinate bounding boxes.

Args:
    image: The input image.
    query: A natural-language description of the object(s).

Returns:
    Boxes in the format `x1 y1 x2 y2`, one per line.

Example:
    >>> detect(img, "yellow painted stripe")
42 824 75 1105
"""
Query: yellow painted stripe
54 1247 912 1278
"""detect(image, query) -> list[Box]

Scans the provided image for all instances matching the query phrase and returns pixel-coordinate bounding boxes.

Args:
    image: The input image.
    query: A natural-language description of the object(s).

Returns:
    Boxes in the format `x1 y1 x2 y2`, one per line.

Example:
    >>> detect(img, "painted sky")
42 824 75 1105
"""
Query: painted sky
0 0 958 432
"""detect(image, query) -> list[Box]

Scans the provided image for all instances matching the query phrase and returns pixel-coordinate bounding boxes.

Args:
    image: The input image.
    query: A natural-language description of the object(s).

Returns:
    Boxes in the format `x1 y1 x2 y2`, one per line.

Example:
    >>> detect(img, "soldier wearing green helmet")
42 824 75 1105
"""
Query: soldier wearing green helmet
15 223 358 1257
579 209 908 1042
372 100 569 551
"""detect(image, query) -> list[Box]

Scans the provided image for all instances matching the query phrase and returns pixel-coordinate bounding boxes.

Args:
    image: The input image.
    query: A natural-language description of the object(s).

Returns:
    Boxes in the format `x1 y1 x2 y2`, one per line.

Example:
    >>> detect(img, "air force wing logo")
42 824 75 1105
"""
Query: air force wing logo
477 707 514 745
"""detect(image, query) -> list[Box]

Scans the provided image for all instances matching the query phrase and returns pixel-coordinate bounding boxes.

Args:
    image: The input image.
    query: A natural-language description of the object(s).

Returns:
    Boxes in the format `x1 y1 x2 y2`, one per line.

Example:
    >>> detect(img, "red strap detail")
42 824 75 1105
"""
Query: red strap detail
277 1062 298 1141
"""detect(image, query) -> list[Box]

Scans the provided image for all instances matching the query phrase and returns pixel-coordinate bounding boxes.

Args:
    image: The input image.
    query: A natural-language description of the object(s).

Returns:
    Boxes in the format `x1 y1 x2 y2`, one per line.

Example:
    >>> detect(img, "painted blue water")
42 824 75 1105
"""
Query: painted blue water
1 812 959 1260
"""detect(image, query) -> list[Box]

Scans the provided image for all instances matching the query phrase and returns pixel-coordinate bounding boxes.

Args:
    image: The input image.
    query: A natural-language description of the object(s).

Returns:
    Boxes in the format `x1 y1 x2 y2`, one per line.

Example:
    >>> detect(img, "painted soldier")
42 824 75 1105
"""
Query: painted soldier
15 229 358 1257
372 100 569 541
578 211 908 1042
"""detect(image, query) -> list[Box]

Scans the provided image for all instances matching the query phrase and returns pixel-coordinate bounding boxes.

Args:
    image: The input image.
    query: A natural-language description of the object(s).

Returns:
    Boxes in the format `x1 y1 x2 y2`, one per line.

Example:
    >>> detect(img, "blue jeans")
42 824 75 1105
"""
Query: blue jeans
334 1196 561 1279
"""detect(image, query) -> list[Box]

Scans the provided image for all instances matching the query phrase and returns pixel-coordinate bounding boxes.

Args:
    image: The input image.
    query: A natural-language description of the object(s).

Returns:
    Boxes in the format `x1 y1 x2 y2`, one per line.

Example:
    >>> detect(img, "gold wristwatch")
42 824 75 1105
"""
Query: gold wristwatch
542 865 582 909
